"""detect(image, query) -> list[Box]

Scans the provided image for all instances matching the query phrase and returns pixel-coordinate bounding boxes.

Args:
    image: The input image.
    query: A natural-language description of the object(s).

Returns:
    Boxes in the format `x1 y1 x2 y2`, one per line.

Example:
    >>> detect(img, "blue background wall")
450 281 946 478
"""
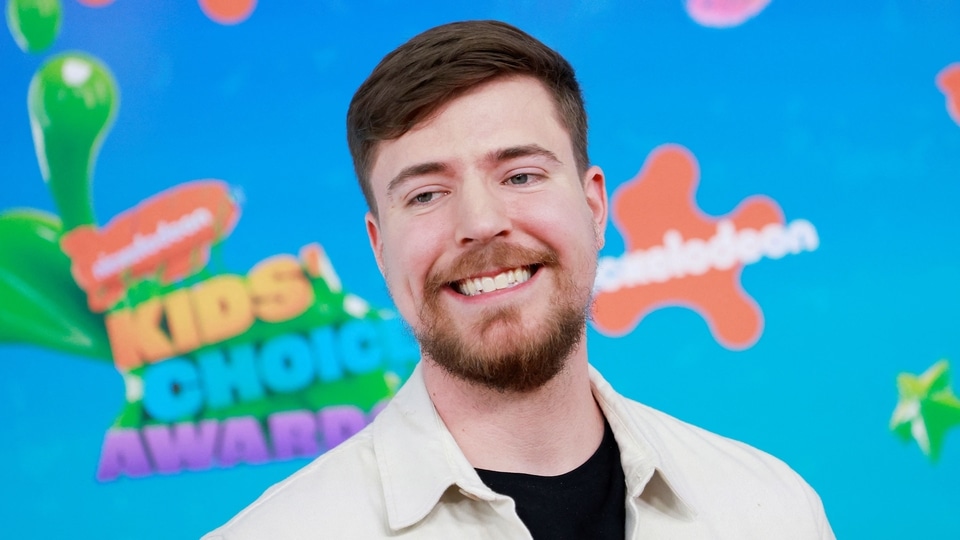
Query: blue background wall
2 1 959 537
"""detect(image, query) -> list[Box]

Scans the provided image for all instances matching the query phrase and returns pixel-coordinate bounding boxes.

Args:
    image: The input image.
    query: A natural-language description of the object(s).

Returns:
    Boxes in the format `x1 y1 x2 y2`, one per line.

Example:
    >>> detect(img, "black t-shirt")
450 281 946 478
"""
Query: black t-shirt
475 421 626 540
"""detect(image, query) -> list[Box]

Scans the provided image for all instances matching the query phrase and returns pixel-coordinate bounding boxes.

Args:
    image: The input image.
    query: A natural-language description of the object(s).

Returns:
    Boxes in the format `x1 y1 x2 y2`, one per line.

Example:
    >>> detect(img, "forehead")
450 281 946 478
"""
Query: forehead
368 76 574 197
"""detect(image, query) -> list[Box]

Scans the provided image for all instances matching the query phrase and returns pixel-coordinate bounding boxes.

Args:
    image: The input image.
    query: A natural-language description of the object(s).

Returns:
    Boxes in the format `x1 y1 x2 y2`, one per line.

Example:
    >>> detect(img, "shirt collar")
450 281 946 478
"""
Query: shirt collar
589 365 698 521
373 363 698 531
373 364 500 531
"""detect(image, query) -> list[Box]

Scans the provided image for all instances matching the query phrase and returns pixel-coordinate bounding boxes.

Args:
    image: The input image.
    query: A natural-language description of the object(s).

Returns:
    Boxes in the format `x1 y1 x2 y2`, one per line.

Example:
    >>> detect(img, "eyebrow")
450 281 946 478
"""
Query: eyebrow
488 144 562 167
384 144 563 198
386 161 451 198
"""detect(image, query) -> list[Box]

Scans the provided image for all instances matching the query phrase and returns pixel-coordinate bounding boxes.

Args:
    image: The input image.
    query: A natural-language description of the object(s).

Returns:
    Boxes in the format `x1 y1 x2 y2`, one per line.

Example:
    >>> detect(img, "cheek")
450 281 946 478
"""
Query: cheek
536 204 600 281
381 228 438 297
521 196 596 246
380 251 421 327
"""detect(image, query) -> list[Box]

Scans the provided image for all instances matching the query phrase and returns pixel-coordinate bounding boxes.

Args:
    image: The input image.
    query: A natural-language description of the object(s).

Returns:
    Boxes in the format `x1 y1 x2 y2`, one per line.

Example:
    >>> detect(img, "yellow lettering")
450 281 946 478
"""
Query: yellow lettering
192 275 253 344
134 298 177 362
164 288 200 351
249 255 314 323
106 248 328 364
106 309 141 370
105 299 176 369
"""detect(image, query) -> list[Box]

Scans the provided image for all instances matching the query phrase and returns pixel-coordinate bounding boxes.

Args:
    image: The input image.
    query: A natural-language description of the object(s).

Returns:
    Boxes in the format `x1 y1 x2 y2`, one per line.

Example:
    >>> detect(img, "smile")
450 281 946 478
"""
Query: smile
453 266 535 296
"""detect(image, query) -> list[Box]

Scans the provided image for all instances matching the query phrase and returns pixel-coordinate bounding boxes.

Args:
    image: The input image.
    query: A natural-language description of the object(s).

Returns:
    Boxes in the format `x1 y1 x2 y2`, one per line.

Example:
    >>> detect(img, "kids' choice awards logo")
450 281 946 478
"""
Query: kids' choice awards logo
71 182 418 482
64 180 418 482
592 144 819 349
0 47 418 483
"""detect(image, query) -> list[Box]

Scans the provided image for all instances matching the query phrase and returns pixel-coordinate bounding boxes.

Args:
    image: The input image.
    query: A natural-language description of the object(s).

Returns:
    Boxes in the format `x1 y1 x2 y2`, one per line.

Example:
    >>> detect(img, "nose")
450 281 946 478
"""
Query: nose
454 180 511 245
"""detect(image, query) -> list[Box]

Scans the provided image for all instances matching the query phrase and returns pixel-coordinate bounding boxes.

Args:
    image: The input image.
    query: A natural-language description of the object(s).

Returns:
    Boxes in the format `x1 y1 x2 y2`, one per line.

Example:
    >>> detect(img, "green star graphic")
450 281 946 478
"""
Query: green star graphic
890 360 960 462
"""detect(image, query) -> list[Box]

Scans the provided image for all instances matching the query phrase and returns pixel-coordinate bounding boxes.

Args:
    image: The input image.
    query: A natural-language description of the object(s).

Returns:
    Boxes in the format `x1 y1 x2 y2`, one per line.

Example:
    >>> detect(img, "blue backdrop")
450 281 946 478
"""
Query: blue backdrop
2 1 959 538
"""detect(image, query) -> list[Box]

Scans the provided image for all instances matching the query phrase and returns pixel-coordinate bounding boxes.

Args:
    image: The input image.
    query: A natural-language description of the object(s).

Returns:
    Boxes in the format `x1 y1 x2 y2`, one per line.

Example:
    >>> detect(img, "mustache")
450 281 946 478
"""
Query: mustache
424 242 560 294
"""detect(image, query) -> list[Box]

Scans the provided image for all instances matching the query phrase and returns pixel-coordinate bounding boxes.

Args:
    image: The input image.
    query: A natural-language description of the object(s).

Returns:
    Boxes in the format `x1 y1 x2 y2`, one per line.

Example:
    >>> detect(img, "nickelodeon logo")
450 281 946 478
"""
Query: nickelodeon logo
61 180 239 312
592 144 818 350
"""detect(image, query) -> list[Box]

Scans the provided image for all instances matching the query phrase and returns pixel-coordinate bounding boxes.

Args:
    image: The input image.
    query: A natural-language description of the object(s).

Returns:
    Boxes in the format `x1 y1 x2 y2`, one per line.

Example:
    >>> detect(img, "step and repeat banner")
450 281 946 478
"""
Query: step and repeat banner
2 1 958 538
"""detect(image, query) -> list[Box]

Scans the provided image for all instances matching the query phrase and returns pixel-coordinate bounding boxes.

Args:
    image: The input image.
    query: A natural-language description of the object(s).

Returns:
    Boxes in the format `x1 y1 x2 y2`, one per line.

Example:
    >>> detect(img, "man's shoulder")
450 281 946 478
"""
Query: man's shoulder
617 395 791 468
202 424 390 539
608 391 832 537
595 371 809 489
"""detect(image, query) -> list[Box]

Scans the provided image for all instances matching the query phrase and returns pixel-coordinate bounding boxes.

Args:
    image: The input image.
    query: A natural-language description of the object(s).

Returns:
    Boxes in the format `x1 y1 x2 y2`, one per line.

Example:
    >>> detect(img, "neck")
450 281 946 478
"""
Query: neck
422 342 605 476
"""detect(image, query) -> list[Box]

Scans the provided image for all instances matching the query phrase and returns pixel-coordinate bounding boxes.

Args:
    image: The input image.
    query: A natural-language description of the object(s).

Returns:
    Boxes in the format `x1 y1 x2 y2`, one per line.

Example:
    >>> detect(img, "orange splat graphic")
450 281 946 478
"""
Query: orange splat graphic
936 63 960 127
592 144 786 350
198 0 257 25
686 0 772 28
61 180 239 312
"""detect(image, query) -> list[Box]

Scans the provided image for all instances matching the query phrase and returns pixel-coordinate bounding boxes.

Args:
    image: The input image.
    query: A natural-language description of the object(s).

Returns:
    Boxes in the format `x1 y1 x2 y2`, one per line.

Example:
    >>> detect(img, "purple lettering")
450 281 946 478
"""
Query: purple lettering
96 429 152 481
317 405 367 450
218 416 269 467
268 410 319 460
143 420 218 474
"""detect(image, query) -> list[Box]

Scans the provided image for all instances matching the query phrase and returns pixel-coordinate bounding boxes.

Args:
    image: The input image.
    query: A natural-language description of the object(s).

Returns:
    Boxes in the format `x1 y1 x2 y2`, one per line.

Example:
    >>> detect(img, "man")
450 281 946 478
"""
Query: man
204 20 834 539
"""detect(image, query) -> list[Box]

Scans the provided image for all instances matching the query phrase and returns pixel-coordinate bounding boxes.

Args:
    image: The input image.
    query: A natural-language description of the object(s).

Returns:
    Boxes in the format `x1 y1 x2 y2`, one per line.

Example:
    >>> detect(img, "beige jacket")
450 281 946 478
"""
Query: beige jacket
204 364 834 539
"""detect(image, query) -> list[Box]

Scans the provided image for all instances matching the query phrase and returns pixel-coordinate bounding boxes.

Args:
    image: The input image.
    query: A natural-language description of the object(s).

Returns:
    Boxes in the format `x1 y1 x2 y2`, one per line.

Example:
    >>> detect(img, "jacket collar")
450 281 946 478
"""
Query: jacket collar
373 363 697 531
589 365 698 521
372 364 500 530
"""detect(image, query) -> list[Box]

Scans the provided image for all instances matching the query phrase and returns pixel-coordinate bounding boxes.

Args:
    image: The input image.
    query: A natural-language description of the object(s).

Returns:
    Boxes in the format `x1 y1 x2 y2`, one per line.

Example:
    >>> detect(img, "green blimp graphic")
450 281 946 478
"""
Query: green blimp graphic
5 0 61 53
28 52 118 232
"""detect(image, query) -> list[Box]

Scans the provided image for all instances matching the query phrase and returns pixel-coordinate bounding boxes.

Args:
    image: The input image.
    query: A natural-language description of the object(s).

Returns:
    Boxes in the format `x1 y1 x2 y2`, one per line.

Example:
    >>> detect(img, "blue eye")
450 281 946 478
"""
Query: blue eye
412 192 437 205
507 173 530 185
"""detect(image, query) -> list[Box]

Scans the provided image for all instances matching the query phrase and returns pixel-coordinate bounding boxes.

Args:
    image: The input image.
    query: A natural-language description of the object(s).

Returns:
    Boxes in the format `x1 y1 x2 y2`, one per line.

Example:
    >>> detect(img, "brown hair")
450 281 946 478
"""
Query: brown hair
347 20 589 216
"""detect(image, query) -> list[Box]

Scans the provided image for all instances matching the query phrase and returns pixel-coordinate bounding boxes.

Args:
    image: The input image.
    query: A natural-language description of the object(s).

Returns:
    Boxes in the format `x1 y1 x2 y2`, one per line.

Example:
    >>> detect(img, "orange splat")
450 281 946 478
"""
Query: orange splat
163 251 211 282
198 0 257 25
593 144 791 350
936 63 960 127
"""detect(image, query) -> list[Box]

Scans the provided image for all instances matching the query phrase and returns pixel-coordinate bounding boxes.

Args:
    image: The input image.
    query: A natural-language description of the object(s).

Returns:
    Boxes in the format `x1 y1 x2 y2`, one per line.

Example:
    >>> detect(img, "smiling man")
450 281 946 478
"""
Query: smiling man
367 74 603 400
204 20 834 539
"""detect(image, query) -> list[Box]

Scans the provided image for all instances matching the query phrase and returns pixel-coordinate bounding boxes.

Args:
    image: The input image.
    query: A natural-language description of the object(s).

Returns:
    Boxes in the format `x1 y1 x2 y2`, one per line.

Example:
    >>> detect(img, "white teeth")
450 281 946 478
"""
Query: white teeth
456 267 533 296
481 276 496 292
464 279 478 296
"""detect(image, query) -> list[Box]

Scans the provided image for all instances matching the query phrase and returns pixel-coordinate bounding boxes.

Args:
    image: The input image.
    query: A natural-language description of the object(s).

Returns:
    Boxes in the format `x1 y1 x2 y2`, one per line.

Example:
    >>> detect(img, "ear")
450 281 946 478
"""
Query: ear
365 211 385 275
583 165 608 250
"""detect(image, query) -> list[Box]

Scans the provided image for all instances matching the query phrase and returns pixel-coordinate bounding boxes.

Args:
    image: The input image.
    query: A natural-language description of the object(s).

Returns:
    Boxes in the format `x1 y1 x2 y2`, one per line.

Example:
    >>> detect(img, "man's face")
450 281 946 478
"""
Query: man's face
365 76 607 392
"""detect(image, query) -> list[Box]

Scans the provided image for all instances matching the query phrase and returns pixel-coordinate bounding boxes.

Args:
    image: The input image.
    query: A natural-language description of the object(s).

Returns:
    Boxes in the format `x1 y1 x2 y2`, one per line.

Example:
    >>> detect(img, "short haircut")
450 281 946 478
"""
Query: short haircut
347 20 589 216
